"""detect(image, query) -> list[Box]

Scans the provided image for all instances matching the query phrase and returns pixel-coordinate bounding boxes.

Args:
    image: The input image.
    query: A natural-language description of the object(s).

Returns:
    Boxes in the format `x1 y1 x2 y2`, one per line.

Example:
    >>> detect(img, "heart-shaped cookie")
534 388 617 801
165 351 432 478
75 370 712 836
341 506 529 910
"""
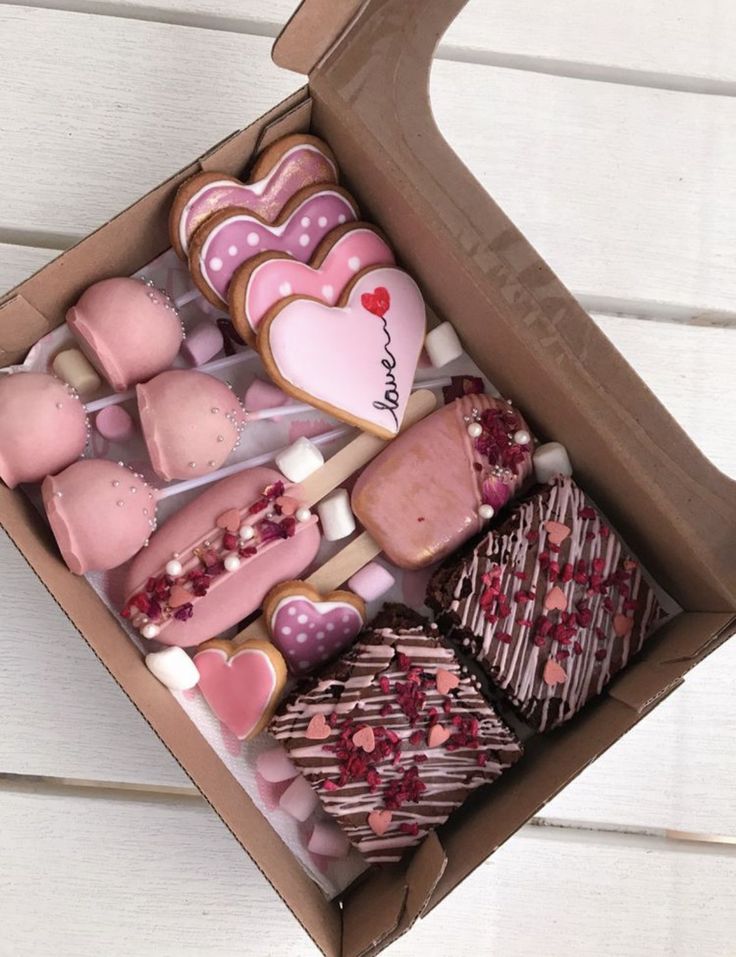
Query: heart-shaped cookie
189 184 359 308
264 580 366 675
259 265 426 439
169 133 337 258
193 638 287 739
228 223 395 344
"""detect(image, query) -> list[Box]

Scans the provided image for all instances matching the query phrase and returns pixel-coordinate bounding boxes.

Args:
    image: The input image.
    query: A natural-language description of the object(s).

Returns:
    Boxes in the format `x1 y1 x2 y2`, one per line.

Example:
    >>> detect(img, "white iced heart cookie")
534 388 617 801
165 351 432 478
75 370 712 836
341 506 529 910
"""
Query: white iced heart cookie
258 266 426 439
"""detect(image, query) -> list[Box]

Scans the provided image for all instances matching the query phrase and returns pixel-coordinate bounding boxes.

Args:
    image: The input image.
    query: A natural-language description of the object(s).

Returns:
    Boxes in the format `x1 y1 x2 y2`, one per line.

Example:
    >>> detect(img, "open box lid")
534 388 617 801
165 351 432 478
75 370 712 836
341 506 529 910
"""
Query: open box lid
272 0 736 614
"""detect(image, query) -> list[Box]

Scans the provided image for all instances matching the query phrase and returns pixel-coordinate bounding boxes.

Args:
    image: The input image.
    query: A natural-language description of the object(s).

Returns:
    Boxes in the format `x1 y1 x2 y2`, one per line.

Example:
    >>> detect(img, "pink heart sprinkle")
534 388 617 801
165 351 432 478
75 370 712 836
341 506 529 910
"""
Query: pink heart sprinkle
352 726 376 753
367 809 392 836
613 614 634 637
543 658 568 686
427 724 451 748
168 584 192 608
435 669 460 696
544 585 567 612
544 520 571 546
306 713 331 740
275 495 299 516
216 507 241 532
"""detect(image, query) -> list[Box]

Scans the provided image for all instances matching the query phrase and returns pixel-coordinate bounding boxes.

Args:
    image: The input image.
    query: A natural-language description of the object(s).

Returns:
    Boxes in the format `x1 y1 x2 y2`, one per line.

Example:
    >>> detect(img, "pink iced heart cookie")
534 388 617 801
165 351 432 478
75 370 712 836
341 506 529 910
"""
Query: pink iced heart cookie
228 222 395 344
264 581 366 675
193 638 287 740
259 265 426 439
169 133 338 259
189 184 359 308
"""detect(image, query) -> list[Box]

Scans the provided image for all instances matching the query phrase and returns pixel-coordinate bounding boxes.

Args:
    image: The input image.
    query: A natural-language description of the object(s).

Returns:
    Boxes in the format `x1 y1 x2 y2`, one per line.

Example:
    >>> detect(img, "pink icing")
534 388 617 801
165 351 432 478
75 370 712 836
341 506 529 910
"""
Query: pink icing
198 190 358 303
351 395 533 569
194 645 279 739
123 466 320 647
264 266 426 437
137 369 246 481
243 226 394 336
270 596 364 674
67 278 183 392
179 144 337 255
0 373 87 488
42 459 157 574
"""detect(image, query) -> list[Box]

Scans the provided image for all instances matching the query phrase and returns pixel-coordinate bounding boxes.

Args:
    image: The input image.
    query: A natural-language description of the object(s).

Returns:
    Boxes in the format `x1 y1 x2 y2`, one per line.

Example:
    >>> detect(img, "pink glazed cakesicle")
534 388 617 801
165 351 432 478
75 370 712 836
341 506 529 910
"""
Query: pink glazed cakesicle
0 372 88 488
66 277 184 392
188 184 360 309
228 222 395 345
137 369 247 481
351 394 534 569
169 133 338 259
122 467 320 647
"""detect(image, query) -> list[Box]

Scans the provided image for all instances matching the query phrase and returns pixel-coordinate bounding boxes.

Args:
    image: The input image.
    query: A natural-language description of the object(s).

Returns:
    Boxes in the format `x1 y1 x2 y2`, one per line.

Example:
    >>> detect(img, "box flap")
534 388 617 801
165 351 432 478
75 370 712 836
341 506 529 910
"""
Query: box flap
609 612 735 712
272 0 365 76
299 0 736 610
342 833 447 957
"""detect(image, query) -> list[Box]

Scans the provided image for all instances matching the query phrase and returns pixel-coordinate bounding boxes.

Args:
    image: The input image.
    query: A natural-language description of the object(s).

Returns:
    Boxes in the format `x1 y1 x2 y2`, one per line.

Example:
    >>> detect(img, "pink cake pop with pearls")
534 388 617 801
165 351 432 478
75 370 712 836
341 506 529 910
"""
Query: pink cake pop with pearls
66 277 184 391
137 369 247 481
0 373 88 488
42 459 157 574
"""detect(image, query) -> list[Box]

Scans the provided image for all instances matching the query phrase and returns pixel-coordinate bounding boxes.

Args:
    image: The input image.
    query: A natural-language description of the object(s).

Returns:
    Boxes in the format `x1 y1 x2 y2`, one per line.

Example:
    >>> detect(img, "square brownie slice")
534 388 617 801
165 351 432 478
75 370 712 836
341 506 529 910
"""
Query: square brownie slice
427 476 668 732
269 604 523 864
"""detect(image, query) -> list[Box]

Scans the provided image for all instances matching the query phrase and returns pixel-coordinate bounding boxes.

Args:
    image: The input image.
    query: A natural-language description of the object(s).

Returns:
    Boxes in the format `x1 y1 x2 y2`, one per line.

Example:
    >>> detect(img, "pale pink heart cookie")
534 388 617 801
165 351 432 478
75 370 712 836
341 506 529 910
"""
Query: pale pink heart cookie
189 184 359 308
170 133 337 258
259 266 426 440
193 638 287 740
228 222 395 344
264 581 366 675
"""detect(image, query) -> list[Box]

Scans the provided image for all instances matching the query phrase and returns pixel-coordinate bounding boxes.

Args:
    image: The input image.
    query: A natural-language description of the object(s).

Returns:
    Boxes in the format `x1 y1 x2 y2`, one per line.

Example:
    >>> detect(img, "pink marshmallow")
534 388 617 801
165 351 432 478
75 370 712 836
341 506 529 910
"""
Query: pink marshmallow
347 562 396 602
244 377 290 412
255 747 298 783
279 774 319 821
255 773 293 812
181 320 224 366
94 405 135 443
307 821 351 859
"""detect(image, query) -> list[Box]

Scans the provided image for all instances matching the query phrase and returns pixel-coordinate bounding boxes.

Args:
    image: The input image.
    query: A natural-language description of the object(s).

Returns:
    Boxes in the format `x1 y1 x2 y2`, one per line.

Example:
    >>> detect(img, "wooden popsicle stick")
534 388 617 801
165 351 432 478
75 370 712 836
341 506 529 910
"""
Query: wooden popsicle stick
236 533 380 645
298 388 436 507
233 389 437 647
305 532 380 595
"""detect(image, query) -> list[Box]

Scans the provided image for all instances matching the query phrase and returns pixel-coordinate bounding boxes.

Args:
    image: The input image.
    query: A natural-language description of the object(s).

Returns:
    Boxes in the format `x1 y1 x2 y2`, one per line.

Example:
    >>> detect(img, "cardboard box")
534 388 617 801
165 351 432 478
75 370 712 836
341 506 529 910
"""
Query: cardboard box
1 1 735 954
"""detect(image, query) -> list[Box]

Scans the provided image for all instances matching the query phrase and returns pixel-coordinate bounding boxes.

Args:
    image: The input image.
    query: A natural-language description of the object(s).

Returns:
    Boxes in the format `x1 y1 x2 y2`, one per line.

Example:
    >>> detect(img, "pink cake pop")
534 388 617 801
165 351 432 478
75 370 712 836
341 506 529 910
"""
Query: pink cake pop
42 459 157 574
0 373 88 488
137 369 246 481
66 277 184 391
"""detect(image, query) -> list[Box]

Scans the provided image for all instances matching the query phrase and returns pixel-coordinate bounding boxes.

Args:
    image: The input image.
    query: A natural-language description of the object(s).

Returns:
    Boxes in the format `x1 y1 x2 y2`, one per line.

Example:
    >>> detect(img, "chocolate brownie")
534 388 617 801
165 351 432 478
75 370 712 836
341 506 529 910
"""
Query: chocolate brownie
269 604 522 864
427 476 668 731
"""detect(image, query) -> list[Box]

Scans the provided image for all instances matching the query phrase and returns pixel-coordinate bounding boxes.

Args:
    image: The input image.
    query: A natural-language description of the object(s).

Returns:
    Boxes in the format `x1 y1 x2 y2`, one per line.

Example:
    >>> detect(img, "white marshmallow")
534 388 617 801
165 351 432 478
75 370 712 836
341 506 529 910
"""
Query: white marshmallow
279 773 319 821
52 348 102 397
145 646 200 691
275 436 325 483
533 441 573 484
424 321 463 368
317 488 356 541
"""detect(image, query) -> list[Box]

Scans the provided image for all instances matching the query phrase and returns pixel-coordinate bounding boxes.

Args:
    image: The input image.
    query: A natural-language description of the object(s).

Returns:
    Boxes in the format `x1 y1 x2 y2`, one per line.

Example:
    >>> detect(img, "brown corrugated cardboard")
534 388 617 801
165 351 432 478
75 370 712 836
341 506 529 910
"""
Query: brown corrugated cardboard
1 2 734 955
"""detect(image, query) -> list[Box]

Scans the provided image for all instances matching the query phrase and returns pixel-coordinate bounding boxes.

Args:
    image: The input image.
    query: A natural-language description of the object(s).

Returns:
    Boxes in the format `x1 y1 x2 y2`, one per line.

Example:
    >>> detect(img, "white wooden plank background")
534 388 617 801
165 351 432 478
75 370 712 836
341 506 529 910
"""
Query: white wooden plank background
1 0 735 954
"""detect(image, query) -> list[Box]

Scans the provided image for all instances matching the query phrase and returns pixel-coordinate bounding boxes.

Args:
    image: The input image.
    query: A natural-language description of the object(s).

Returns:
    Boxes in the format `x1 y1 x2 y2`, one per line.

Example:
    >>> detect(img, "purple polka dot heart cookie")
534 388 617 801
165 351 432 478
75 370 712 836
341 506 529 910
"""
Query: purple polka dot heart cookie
263 580 366 675
188 184 359 309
